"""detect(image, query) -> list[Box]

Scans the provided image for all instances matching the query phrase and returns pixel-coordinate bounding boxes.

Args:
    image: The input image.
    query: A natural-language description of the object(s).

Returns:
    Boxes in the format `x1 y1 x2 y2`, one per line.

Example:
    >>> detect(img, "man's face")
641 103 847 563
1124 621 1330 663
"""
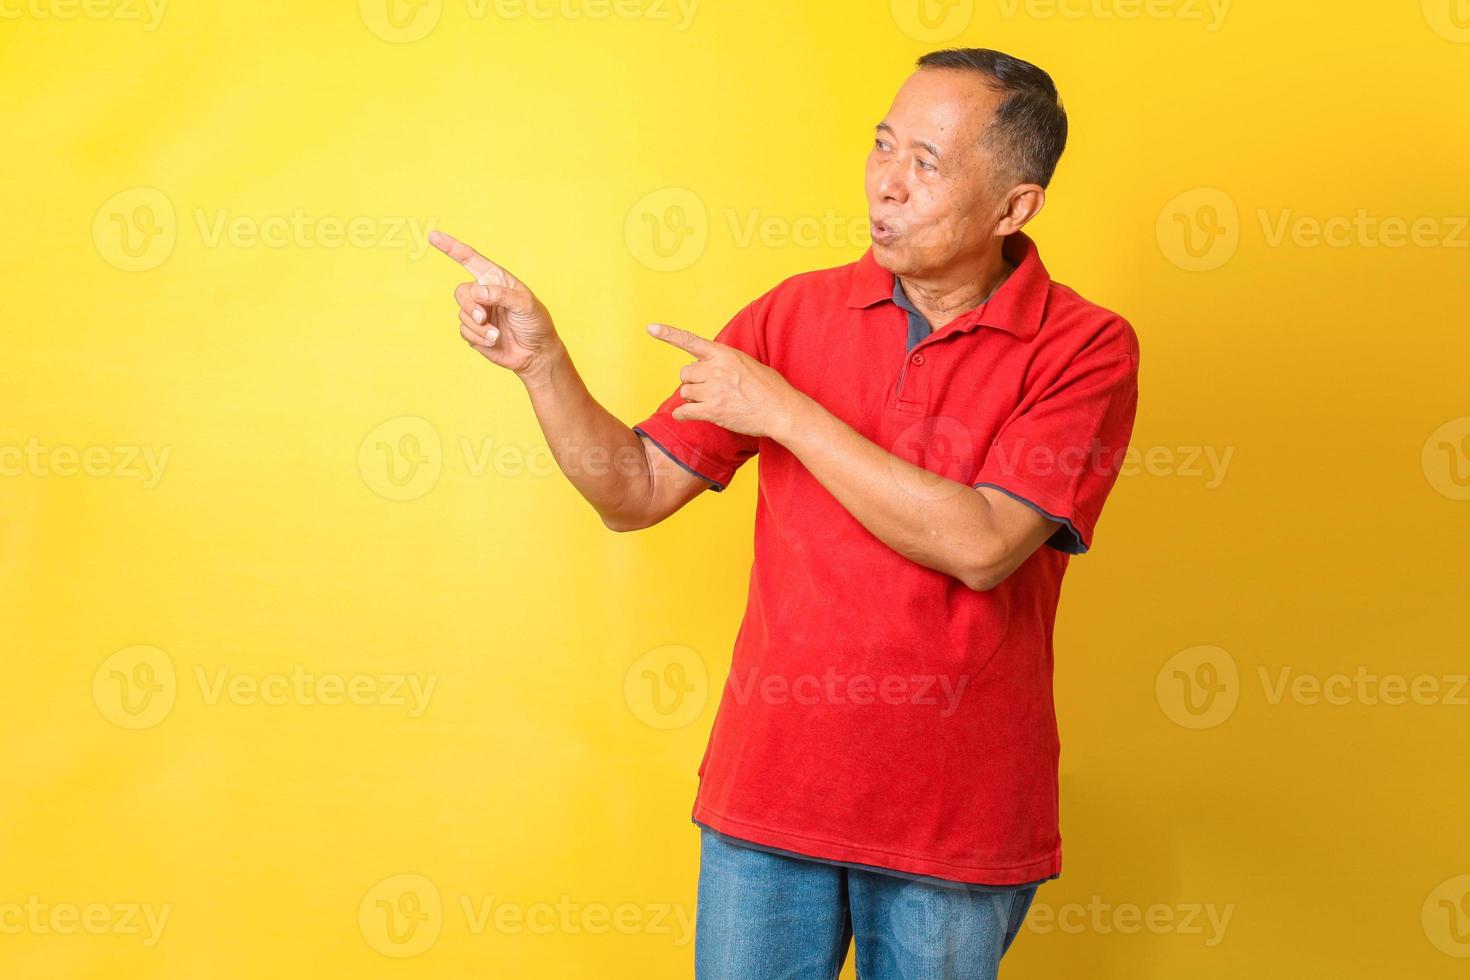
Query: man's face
865 68 1009 278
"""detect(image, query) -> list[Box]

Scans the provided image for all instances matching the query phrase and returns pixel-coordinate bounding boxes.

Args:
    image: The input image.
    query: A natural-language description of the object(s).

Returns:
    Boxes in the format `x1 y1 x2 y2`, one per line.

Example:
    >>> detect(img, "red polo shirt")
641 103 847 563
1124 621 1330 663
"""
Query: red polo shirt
632 231 1140 885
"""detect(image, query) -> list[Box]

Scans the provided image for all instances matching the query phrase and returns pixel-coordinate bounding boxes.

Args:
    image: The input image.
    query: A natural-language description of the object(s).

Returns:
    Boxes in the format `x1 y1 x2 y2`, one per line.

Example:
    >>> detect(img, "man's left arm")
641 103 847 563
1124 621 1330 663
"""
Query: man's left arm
646 321 1138 591
772 397 1060 591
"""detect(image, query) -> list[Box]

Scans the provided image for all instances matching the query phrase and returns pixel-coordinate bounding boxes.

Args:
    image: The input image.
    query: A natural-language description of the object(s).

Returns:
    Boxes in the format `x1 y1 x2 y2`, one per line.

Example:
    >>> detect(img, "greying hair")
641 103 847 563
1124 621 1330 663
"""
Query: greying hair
916 48 1068 188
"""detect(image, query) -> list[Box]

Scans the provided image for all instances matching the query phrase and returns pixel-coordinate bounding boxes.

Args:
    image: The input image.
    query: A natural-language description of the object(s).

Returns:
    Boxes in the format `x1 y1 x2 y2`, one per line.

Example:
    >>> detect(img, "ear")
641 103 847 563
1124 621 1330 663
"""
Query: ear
995 183 1046 236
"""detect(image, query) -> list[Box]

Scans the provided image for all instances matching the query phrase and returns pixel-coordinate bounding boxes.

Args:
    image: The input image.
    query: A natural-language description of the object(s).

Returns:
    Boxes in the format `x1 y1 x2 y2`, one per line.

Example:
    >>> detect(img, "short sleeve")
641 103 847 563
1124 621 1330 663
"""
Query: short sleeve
972 349 1139 554
631 302 765 492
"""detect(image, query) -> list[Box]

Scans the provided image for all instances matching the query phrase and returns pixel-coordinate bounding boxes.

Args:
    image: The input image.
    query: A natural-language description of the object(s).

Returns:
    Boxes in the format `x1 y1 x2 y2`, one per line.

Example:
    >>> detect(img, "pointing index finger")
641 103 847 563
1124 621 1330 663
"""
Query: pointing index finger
646 322 720 359
428 229 500 280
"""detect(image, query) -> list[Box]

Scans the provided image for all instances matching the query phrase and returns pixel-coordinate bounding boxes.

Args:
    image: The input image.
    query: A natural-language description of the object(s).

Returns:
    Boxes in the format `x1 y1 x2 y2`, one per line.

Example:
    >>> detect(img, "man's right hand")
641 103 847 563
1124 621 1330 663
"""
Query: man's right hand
429 229 561 379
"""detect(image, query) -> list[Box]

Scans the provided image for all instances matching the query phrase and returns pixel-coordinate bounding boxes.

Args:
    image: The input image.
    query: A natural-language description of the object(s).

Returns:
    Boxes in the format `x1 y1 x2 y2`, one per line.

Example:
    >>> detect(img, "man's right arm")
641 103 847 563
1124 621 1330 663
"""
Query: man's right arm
517 341 716 532
429 229 710 532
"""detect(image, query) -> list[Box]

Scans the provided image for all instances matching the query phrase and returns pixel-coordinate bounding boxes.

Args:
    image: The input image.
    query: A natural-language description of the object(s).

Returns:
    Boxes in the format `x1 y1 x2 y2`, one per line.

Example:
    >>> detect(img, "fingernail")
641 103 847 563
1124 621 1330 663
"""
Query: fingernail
485 328 499 344
472 308 485 323
474 286 489 301
646 323 662 336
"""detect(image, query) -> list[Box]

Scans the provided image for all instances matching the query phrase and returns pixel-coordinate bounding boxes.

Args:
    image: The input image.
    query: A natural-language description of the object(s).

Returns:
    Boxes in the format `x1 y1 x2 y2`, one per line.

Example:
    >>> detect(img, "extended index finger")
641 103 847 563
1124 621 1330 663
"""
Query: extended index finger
646 322 721 359
428 230 499 280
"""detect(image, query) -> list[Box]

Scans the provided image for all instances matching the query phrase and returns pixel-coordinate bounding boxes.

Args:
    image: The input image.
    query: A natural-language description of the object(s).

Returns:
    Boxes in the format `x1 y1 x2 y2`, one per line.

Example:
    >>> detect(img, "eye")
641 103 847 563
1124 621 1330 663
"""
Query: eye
874 138 891 152
918 158 937 173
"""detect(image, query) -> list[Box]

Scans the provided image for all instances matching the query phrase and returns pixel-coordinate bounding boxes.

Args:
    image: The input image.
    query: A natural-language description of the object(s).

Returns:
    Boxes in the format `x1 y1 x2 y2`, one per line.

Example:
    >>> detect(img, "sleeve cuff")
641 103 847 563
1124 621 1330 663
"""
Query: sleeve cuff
973 481 1090 555
634 426 727 492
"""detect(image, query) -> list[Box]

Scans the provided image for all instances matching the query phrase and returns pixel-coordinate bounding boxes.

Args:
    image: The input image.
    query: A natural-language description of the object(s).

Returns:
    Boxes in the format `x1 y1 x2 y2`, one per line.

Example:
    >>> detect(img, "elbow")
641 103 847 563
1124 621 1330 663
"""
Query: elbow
601 510 651 533
958 544 1014 593
961 566 1006 592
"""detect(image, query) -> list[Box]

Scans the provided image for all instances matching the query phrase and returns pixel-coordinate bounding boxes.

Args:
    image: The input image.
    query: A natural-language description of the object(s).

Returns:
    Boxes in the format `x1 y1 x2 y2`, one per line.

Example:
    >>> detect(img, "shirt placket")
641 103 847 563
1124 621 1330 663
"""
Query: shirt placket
893 342 934 414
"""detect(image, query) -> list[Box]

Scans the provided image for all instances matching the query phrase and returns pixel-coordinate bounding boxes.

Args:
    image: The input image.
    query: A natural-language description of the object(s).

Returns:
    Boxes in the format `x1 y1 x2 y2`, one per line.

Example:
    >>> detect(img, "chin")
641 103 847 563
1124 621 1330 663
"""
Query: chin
871 240 915 275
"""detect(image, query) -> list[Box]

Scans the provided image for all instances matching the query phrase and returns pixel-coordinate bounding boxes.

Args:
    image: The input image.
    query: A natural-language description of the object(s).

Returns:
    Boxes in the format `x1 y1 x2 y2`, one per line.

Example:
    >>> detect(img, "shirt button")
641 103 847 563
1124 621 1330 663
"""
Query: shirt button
911 352 925 366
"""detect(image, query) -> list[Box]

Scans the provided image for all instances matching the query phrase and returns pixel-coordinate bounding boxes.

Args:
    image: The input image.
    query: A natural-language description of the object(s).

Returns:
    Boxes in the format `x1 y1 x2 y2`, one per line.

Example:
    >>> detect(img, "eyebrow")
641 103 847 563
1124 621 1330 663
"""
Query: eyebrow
874 122 942 160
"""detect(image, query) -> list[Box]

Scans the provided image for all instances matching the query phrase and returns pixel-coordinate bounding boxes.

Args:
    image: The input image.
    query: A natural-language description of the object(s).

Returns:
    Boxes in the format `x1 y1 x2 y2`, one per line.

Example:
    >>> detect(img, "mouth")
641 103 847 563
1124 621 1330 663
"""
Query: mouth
870 219 900 245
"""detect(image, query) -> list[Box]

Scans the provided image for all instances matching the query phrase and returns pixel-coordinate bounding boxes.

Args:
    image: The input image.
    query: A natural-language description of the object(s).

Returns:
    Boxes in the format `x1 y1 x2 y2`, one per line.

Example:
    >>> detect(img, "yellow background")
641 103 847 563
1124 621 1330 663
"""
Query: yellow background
3 0 1468 976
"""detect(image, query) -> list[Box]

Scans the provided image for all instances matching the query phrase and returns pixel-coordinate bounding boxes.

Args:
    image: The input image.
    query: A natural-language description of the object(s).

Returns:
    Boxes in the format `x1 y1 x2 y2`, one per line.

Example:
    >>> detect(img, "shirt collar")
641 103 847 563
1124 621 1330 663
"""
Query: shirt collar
845 230 1050 341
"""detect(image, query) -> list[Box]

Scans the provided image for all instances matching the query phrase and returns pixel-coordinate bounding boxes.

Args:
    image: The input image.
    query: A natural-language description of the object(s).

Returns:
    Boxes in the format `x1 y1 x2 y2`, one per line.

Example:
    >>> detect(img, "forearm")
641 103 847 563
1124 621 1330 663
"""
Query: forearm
774 394 1001 588
516 340 652 525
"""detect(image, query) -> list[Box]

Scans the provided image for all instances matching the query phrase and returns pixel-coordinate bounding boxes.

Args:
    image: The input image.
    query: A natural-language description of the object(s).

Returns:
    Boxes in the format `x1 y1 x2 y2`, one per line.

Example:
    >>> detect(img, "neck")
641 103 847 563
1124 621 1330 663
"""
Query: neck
902 241 1014 330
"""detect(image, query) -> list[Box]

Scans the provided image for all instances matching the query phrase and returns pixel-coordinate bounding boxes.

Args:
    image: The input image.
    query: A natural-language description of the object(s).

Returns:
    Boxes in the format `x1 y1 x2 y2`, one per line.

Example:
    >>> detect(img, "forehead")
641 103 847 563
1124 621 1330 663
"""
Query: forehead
883 69 1002 152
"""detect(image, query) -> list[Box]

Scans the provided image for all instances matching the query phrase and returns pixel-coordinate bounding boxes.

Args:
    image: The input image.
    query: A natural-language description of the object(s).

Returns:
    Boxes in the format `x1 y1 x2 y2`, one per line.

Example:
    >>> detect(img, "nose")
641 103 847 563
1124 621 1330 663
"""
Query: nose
874 155 909 205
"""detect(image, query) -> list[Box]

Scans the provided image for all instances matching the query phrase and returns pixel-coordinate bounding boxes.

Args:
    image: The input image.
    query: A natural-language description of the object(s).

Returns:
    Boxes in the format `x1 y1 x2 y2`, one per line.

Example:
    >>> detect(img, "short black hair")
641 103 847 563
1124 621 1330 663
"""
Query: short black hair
915 48 1067 188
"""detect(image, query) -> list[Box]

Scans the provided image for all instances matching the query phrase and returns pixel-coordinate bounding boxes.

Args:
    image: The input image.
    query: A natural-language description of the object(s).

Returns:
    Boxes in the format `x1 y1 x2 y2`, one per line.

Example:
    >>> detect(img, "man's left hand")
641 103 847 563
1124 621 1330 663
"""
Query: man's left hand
645 322 806 440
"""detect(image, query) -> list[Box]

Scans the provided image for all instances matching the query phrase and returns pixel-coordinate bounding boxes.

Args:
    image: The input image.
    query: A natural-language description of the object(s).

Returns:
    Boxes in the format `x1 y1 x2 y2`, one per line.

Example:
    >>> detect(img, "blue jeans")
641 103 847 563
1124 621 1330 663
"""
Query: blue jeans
695 829 1040 979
